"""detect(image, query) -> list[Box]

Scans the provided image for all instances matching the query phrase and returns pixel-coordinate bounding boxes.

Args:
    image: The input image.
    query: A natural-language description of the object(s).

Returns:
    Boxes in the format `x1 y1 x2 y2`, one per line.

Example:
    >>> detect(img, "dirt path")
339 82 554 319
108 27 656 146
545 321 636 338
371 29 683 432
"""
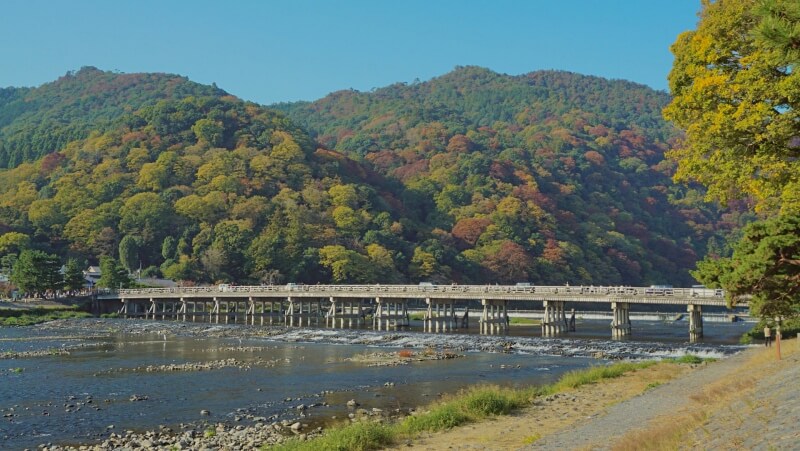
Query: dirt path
386 340 799 451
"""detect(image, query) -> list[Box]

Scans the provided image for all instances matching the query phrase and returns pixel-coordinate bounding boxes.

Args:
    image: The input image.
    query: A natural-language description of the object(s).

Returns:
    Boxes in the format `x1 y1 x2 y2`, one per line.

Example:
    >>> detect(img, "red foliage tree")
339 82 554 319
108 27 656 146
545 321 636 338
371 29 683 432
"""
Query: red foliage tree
451 217 492 249
483 241 532 283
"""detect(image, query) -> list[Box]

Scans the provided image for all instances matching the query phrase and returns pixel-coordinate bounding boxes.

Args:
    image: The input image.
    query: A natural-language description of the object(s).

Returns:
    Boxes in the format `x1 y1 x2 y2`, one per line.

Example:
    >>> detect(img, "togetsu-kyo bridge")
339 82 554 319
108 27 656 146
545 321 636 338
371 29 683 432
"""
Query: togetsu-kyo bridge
97 284 734 342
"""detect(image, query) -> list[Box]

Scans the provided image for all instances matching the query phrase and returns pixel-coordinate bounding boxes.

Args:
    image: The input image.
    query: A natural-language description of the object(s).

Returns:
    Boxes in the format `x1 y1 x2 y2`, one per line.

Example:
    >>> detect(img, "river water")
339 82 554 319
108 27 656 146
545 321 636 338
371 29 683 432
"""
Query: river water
0 318 751 449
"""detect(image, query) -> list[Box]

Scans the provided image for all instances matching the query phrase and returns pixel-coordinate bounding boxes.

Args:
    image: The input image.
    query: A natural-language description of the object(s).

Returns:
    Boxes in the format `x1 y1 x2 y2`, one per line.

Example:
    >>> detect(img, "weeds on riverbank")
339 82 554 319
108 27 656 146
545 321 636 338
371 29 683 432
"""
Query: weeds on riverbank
269 361 656 451
544 361 657 394
272 422 394 451
0 309 92 326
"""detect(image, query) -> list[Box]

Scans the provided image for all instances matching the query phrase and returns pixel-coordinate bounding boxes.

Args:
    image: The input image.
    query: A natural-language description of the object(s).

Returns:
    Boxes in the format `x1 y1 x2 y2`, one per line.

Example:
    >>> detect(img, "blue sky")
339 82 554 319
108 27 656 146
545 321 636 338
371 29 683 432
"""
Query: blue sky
0 0 700 104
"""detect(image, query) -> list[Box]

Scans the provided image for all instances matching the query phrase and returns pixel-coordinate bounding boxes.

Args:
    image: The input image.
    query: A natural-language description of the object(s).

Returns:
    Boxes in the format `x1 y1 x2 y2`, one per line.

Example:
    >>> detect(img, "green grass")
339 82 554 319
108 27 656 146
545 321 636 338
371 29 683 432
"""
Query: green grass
271 361 656 450
409 313 425 321
543 361 656 394
667 354 716 364
0 309 92 326
271 422 395 451
508 317 540 325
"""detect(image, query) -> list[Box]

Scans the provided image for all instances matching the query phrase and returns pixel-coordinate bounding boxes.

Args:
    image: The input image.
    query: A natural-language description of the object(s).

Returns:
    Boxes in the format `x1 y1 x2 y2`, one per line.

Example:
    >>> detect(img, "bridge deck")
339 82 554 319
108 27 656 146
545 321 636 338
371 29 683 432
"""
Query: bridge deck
99 284 732 307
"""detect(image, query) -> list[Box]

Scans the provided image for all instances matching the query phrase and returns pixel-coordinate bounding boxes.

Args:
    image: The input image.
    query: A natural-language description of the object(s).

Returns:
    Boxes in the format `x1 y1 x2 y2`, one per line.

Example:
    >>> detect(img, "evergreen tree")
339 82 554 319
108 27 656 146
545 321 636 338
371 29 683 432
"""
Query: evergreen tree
97 256 131 289
62 258 86 292
11 249 62 295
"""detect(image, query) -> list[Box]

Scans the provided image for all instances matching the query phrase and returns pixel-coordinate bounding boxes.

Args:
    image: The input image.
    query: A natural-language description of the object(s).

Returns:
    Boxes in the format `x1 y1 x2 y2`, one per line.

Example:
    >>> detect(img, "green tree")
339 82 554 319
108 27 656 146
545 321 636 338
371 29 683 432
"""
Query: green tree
162 236 177 260
693 214 800 320
97 256 131 289
119 235 142 274
119 192 172 245
318 245 374 283
11 249 62 294
62 258 86 292
663 0 800 213
0 232 30 255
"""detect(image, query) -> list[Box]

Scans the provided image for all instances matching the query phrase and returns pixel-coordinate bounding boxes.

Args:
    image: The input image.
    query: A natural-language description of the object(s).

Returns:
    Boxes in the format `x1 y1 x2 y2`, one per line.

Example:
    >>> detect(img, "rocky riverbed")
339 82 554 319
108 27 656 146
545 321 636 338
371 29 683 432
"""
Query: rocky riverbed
36 318 747 360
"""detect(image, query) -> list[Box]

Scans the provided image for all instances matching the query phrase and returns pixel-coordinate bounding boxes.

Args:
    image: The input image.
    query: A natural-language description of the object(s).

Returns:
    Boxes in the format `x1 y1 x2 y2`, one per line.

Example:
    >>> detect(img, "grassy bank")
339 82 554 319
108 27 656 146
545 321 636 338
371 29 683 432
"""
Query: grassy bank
0 308 92 326
269 360 660 451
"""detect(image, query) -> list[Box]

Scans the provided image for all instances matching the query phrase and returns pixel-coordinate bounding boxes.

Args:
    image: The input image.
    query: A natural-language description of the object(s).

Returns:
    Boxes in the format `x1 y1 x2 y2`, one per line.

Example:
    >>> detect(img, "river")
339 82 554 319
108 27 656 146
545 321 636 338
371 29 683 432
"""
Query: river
0 317 751 449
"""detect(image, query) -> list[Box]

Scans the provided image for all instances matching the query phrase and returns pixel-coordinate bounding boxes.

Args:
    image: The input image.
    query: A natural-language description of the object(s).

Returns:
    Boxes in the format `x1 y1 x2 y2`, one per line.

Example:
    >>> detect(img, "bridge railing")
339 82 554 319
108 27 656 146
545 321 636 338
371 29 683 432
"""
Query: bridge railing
110 284 725 299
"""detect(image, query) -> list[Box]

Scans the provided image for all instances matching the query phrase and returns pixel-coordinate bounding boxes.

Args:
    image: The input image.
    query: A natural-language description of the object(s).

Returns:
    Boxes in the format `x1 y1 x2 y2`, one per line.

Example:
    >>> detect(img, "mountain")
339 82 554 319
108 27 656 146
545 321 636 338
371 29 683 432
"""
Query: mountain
0 66 226 168
275 66 748 285
0 67 745 287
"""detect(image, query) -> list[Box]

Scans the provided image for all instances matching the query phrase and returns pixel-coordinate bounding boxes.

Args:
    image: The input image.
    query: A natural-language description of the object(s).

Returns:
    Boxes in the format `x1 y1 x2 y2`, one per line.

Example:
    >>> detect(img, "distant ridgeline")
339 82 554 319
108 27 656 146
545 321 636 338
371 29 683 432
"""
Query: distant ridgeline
0 67 748 287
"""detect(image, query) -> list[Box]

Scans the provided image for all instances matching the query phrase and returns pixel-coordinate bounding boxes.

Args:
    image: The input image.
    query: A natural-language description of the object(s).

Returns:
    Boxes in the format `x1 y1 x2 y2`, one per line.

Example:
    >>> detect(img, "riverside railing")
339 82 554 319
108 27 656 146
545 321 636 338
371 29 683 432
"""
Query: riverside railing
102 284 728 303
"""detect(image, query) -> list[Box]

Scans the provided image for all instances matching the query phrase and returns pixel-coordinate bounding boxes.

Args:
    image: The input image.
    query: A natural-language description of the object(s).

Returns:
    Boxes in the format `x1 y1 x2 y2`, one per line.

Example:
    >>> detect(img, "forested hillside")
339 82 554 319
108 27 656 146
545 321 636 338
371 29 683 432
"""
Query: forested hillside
0 67 745 288
0 67 226 168
275 66 749 286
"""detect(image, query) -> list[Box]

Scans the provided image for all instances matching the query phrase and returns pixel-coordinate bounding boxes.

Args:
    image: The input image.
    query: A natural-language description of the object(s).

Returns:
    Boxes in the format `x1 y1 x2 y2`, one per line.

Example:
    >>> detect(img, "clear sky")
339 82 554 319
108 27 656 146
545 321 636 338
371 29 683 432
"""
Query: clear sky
0 0 701 105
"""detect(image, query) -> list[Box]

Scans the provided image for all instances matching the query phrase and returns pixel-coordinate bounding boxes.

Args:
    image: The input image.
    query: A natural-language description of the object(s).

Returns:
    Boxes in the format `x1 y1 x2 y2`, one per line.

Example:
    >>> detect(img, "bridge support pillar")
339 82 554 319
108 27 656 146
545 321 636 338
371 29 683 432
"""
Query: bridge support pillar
480 299 508 335
688 304 703 342
374 297 409 330
542 300 566 336
147 298 156 320
211 298 220 323
425 298 456 333
611 302 631 338
120 299 129 318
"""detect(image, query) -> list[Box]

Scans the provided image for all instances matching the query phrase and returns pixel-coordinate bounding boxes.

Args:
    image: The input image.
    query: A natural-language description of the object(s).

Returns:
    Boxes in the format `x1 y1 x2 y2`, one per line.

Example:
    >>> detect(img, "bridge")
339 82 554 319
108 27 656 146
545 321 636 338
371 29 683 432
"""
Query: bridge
97 284 735 341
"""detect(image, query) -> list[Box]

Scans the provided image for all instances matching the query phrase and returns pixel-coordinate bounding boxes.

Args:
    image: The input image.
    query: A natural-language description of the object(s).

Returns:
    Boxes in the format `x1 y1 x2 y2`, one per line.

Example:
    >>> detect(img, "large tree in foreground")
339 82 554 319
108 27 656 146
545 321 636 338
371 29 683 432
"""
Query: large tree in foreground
663 0 800 213
666 0 800 320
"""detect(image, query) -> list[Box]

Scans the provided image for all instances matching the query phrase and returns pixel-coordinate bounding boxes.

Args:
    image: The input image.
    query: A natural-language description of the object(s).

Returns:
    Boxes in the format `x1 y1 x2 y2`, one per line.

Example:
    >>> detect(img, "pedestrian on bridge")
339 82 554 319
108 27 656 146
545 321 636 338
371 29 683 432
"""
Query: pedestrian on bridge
764 325 772 347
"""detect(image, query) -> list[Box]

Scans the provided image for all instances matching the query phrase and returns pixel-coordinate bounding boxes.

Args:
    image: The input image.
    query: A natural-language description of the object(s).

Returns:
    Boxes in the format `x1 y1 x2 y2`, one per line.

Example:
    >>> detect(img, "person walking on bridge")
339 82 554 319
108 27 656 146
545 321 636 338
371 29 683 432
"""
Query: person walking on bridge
764 325 772 347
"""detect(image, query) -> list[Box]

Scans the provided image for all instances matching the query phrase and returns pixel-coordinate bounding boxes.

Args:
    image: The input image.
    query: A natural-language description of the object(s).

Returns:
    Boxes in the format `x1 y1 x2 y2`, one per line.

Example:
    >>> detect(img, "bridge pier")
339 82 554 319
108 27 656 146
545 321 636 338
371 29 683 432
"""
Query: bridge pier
146 298 156 320
253 299 282 325
688 304 703 342
480 299 508 335
424 298 456 333
611 302 631 338
120 299 129 318
211 298 220 323
542 300 566 336
286 297 325 327
373 297 409 330
326 298 364 328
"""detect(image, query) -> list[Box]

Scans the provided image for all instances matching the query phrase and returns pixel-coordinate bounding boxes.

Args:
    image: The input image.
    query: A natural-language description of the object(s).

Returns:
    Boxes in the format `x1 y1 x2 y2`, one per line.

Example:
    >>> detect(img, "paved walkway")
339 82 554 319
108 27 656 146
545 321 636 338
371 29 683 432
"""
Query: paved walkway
684 344 800 450
524 342 799 450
